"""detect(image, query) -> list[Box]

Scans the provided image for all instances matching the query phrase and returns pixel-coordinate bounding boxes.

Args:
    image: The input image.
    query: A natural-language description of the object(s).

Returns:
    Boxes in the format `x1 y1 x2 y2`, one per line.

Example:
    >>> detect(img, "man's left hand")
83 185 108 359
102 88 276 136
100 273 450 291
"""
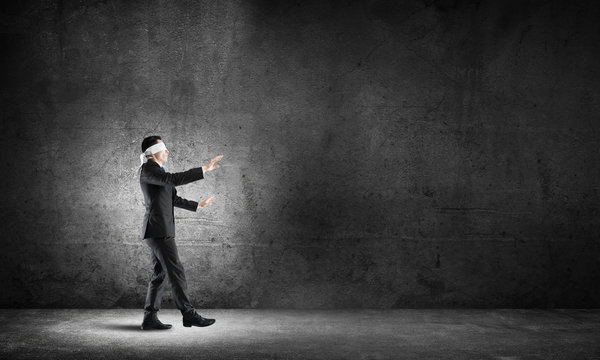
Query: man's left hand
198 196 216 209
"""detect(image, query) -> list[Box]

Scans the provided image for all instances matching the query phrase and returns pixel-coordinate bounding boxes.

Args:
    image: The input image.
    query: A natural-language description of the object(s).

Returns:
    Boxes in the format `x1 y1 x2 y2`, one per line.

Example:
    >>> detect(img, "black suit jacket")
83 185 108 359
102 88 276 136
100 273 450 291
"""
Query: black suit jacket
140 159 204 239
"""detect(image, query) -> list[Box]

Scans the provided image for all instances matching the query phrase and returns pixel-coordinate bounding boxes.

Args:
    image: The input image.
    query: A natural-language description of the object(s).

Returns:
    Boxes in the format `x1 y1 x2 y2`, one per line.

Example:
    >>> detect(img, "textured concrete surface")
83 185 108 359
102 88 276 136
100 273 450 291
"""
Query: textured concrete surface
1 1 600 308
1 309 599 359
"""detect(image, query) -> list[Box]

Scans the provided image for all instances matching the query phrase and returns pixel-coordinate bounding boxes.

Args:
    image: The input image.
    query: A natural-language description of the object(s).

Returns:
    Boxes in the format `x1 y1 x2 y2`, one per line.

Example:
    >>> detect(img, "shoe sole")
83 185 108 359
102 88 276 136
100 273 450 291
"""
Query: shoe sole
183 320 216 327
141 326 172 330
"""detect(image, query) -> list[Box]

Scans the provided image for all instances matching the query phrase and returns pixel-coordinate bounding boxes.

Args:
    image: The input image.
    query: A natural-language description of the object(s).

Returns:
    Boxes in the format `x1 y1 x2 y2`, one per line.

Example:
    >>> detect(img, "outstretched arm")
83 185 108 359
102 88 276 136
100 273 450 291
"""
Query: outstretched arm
141 164 203 187
173 192 199 211
173 187 215 212
170 154 221 210
173 195 215 211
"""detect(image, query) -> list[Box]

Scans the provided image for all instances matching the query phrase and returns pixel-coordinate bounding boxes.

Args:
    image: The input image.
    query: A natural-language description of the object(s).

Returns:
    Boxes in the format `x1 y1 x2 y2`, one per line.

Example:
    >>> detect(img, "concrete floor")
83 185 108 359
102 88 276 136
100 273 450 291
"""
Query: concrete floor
0 309 599 359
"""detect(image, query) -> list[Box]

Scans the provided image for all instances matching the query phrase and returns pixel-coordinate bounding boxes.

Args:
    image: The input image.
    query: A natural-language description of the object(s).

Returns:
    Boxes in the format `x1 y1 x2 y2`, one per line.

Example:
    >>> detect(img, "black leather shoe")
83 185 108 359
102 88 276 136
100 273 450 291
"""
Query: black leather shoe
141 312 172 330
183 313 216 327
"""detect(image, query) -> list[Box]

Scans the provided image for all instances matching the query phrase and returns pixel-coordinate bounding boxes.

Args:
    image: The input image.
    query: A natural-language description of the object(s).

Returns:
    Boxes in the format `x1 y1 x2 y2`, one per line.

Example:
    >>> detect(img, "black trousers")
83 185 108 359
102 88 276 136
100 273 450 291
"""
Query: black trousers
144 236 195 317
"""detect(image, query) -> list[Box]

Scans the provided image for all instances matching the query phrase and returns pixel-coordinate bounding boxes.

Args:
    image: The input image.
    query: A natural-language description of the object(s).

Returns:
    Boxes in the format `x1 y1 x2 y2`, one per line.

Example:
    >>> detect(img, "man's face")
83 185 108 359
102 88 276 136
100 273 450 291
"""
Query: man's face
151 140 169 164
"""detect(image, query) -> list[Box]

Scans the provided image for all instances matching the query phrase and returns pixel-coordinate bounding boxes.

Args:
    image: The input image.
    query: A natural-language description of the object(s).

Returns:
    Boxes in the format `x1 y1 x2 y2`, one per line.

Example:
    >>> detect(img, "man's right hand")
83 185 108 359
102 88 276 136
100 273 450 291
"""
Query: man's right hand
202 155 223 172
198 196 216 209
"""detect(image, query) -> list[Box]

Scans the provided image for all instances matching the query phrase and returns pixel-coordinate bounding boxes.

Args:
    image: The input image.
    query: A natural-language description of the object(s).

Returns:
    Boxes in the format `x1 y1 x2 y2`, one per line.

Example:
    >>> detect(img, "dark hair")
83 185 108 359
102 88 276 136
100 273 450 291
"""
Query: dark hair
141 135 162 153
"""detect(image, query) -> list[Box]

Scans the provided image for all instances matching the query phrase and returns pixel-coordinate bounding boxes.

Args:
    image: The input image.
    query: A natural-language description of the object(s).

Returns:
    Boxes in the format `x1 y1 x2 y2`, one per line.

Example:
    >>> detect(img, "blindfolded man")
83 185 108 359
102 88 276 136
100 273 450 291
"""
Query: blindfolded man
138 135 223 330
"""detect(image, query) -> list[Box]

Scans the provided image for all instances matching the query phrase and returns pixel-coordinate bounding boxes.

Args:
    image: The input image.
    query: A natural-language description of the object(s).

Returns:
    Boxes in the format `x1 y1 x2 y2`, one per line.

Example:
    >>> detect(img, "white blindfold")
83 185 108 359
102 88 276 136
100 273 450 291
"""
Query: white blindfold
139 142 167 165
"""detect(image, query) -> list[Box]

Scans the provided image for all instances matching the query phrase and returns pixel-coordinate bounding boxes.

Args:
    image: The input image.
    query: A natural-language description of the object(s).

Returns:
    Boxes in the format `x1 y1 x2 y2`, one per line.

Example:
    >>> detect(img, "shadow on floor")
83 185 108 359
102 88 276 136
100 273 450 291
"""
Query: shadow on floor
102 323 142 332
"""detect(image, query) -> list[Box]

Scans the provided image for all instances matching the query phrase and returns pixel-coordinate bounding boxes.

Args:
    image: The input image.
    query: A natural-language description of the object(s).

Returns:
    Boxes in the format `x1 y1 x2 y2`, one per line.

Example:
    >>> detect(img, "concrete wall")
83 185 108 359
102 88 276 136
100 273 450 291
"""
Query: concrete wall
1 0 599 308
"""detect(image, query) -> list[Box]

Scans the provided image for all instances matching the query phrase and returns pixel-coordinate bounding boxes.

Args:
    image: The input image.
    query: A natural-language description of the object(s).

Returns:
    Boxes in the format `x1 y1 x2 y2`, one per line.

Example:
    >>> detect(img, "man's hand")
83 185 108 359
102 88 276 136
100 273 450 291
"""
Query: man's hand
202 155 223 172
198 196 216 209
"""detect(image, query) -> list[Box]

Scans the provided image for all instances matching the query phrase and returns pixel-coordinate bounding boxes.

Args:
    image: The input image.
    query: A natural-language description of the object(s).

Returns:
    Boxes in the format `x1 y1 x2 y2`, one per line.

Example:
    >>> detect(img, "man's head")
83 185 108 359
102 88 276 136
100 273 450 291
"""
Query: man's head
141 135 169 165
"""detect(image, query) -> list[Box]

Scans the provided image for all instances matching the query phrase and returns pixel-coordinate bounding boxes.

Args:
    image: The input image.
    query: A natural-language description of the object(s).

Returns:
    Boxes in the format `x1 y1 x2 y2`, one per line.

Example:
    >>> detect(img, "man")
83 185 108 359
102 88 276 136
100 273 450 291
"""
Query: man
138 135 223 330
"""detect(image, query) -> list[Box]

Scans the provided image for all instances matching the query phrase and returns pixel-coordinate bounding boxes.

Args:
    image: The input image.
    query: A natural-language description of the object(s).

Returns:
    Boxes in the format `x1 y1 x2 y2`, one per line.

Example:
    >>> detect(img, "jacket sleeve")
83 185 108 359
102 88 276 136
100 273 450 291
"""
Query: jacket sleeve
141 164 203 187
173 188 199 212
